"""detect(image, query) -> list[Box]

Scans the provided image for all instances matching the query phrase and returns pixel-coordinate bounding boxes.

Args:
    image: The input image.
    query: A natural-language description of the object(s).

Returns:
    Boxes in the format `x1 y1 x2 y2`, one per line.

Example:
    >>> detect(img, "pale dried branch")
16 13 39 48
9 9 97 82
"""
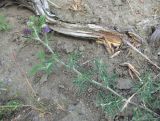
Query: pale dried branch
120 62 142 82
124 40 160 70
12 51 37 97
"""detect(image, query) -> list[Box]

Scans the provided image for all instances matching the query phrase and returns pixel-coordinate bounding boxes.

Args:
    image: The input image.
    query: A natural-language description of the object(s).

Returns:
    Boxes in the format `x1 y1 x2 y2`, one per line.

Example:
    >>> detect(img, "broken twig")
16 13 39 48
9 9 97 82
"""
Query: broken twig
124 40 160 70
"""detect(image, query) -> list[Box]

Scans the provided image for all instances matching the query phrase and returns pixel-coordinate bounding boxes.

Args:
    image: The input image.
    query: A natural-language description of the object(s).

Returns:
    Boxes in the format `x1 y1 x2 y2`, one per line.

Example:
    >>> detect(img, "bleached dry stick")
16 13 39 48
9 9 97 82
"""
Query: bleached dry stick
124 40 160 70
14 0 160 71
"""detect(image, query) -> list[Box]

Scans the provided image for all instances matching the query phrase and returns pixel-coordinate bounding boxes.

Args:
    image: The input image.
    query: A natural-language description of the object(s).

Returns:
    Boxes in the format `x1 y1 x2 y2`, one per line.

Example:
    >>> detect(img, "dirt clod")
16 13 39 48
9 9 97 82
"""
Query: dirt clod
116 78 133 90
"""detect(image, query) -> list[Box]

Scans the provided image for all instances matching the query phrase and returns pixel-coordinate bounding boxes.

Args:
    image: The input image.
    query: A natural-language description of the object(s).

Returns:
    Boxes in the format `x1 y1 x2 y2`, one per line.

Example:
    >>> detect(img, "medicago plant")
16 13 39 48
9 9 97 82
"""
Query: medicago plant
0 14 11 31
24 16 160 120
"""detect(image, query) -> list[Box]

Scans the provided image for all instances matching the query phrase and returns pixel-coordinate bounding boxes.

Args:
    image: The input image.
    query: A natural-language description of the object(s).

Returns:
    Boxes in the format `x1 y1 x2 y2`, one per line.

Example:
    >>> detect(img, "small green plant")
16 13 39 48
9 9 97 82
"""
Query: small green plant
0 14 10 31
73 72 91 93
94 59 117 88
0 80 7 95
97 92 123 118
26 16 160 120
67 52 81 69
30 50 58 75
0 100 23 120
132 108 159 121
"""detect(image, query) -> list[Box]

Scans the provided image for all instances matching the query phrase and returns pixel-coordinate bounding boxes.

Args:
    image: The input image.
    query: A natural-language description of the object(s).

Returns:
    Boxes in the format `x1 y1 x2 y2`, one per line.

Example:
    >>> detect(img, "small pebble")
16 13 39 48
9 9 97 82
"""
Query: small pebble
116 78 133 90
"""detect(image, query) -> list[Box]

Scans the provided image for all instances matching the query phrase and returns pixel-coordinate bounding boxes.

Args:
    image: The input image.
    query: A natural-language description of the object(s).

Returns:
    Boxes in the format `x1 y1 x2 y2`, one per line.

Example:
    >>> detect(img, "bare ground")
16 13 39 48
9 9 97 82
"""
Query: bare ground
0 0 160 121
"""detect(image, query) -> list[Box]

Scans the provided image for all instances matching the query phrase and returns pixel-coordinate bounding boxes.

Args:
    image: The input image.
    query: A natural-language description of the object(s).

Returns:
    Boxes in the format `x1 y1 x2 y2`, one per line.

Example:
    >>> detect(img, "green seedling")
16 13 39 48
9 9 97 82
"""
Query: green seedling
0 100 23 120
0 14 11 31
0 80 7 94
30 51 58 75
97 92 123 118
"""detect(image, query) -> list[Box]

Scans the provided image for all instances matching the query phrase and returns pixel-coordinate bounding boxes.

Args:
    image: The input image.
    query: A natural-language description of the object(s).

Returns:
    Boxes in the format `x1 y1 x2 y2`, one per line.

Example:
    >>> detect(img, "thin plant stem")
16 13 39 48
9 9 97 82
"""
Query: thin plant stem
90 80 124 99
12 51 37 97
124 40 160 70
0 104 50 114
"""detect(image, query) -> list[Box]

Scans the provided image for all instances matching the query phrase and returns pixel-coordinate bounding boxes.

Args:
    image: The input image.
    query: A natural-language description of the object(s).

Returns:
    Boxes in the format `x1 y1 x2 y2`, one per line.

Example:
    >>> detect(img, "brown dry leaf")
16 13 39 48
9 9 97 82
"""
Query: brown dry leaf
127 32 143 47
96 31 123 54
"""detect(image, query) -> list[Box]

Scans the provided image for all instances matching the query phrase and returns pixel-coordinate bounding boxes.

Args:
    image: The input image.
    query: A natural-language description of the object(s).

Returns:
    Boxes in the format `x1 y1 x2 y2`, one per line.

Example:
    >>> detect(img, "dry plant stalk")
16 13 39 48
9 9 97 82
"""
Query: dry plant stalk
110 51 121 58
124 40 160 70
13 0 160 72
120 62 141 81
12 51 37 97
